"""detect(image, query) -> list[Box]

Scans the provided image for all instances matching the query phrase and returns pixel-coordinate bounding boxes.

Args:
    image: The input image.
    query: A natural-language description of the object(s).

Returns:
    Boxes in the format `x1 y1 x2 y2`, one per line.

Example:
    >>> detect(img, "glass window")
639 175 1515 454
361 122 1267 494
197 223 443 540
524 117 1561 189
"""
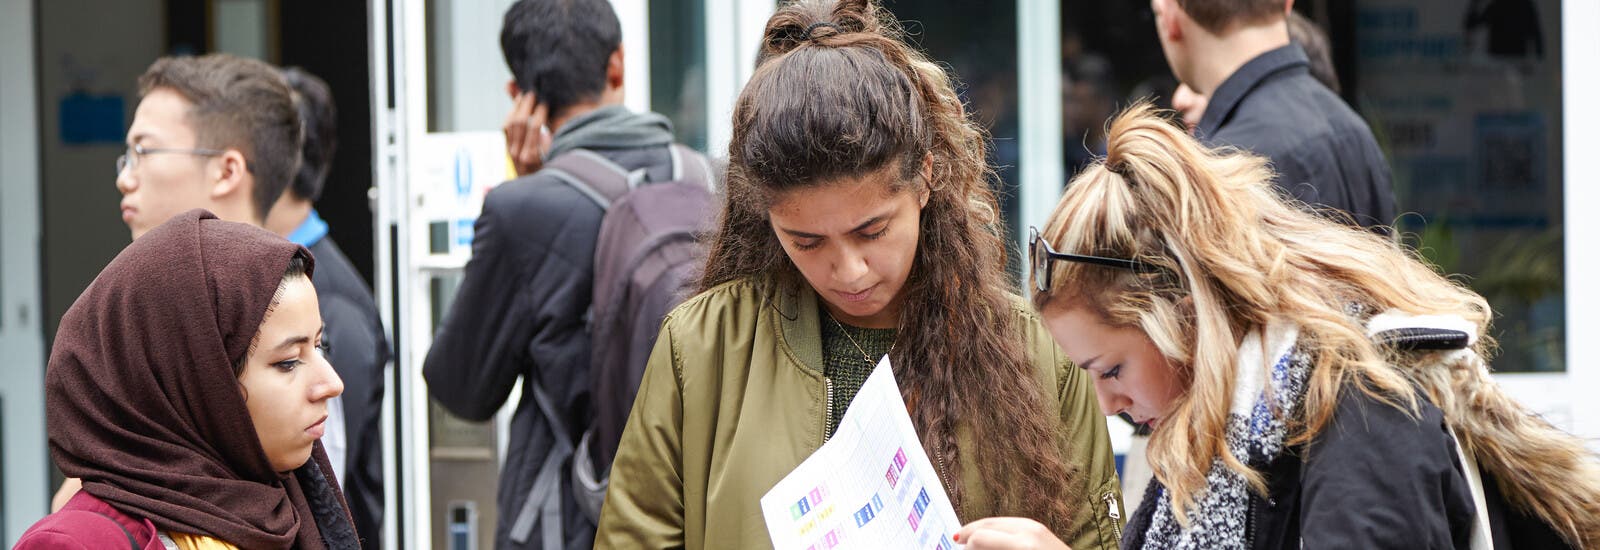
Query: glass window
1060 0 1566 373
1354 0 1564 372
649 0 708 152
883 0 1021 273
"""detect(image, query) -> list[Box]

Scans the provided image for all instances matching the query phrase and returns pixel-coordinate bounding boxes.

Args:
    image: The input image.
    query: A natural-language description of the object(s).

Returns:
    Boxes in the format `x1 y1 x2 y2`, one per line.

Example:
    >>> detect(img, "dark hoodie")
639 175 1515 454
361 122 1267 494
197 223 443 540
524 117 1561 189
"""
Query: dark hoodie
422 105 678 550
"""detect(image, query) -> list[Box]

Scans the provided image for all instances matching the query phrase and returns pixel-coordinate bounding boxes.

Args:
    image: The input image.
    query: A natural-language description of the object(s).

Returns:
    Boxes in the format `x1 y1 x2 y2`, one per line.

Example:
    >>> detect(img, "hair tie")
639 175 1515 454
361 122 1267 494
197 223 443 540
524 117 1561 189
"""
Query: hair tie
802 22 843 41
1104 157 1130 179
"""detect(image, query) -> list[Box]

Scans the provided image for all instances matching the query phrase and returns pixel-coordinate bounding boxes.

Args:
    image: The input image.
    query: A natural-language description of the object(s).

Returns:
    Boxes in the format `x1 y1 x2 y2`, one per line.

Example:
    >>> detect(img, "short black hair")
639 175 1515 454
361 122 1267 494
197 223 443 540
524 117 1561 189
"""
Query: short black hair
139 54 303 221
282 67 339 202
499 0 622 119
1176 0 1285 35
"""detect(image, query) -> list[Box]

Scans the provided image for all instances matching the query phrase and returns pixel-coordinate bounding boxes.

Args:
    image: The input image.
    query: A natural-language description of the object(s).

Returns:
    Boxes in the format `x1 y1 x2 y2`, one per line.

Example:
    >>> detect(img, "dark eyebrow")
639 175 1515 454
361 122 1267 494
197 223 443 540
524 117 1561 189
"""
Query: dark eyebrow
271 326 325 352
273 335 311 352
777 216 889 240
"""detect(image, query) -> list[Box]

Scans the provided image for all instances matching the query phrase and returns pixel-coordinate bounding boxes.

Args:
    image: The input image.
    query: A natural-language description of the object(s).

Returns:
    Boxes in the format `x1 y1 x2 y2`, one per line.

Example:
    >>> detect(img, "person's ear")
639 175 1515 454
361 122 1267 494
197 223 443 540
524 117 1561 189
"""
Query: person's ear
506 79 520 100
211 149 251 203
918 153 933 208
606 46 625 91
1157 0 1185 43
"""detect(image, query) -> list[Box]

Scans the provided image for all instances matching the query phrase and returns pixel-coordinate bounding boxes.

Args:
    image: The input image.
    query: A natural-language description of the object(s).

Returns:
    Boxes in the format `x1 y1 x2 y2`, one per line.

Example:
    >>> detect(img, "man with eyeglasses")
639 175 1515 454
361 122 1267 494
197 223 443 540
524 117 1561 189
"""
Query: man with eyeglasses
114 53 302 240
55 52 305 513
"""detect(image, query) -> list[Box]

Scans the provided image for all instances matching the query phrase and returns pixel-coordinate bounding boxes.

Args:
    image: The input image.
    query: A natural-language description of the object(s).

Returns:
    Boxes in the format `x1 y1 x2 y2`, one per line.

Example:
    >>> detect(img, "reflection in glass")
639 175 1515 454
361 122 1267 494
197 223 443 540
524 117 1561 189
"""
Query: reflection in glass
650 0 708 152
884 0 1021 274
1357 0 1564 372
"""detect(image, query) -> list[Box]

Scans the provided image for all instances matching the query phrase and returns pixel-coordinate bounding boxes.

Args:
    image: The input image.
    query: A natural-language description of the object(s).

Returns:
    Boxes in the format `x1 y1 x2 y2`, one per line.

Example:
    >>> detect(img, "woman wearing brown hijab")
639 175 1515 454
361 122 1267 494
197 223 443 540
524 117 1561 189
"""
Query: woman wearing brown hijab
17 209 361 549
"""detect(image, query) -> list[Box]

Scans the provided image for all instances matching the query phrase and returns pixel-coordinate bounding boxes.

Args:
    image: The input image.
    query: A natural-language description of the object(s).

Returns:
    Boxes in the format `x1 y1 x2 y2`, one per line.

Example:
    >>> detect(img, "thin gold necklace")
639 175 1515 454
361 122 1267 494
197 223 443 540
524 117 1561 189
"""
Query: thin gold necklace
825 311 886 367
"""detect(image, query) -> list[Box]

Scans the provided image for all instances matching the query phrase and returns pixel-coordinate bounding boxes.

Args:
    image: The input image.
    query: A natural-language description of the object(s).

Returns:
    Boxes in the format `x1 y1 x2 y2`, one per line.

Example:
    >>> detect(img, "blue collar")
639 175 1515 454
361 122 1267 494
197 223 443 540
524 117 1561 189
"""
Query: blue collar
287 209 329 248
1196 43 1310 139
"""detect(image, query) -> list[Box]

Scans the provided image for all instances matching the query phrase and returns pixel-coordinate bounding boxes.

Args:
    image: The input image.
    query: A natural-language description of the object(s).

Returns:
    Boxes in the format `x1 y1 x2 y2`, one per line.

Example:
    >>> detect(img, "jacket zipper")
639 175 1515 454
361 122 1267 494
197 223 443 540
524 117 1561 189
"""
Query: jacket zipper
1245 498 1256 549
823 377 835 443
933 445 957 512
1102 490 1122 541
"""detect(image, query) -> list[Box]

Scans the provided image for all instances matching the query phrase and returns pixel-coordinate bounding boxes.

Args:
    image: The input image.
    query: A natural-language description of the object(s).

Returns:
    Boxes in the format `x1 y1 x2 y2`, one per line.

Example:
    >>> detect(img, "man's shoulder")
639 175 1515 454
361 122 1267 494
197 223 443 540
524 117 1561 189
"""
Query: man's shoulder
308 238 376 305
484 169 596 212
1215 77 1376 160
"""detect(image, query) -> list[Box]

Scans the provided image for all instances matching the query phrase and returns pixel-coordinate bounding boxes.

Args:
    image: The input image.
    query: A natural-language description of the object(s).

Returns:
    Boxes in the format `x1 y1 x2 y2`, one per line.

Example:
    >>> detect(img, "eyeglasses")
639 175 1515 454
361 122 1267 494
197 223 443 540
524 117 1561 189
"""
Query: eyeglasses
115 143 227 175
1029 226 1159 293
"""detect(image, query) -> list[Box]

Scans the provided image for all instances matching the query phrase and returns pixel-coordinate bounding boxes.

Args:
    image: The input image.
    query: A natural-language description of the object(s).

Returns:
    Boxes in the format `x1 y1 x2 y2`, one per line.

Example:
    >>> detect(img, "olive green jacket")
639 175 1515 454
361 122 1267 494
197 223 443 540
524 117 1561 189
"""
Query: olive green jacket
595 277 1124 549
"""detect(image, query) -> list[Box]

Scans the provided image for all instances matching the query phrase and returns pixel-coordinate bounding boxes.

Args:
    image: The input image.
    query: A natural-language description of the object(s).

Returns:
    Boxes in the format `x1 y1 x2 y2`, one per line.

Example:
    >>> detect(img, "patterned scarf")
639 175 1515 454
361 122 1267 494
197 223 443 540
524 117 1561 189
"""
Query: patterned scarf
1140 321 1310 550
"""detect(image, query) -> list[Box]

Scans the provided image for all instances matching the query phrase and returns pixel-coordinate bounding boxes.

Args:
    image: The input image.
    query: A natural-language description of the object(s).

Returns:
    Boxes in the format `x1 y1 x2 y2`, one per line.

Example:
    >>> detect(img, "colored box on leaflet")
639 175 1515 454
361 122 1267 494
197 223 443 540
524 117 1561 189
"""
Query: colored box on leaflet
796 497 811 516
917 488 930 509
810 486 824 505
872 494 884 512
854 503 876 527
824 529 842 548
887 467 900 488
894 448 908 470
908 511 921 532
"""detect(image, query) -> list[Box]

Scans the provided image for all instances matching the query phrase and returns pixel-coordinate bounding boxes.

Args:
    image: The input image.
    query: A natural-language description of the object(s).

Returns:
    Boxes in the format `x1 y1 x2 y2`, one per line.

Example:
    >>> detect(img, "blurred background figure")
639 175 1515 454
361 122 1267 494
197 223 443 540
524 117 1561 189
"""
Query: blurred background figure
266 66 390 550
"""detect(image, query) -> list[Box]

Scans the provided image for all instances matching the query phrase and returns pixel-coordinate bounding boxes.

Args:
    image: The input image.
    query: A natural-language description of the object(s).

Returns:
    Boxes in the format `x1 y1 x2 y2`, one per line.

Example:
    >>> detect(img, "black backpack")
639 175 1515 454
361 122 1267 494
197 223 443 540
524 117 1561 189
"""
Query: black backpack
506 144 716 547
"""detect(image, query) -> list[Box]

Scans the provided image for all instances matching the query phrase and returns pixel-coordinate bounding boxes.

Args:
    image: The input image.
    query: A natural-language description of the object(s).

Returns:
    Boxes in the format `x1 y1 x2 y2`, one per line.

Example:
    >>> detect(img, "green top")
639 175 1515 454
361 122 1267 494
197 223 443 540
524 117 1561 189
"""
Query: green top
819 313 896 436
595 276 1126 550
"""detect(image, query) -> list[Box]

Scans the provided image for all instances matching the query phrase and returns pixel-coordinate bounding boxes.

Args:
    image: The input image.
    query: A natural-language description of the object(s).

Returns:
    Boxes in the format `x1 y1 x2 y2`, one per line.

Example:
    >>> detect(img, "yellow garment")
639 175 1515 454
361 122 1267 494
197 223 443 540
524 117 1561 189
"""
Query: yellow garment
166 531 240 550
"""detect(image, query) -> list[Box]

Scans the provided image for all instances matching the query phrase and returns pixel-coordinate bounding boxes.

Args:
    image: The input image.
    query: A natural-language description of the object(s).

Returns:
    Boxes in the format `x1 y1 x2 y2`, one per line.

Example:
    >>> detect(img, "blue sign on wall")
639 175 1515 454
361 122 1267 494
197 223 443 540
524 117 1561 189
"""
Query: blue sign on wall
59 93 124 145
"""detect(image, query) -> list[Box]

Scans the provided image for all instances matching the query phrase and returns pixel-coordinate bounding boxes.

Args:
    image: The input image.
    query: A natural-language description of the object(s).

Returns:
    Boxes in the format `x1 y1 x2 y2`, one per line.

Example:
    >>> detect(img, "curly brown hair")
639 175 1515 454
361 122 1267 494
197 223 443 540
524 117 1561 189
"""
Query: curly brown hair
698 0 1079 530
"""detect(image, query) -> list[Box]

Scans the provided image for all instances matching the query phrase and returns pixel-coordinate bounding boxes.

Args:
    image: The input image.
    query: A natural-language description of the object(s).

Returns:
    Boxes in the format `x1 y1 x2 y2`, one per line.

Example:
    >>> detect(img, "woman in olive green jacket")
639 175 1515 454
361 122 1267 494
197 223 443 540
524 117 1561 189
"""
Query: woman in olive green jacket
595 1 1122 548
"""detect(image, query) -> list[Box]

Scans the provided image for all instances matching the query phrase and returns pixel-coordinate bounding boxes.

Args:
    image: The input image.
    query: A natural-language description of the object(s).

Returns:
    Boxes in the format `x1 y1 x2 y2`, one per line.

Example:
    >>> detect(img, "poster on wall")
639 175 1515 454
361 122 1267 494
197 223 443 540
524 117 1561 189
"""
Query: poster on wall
412 132 512 261
1355 0 1564 371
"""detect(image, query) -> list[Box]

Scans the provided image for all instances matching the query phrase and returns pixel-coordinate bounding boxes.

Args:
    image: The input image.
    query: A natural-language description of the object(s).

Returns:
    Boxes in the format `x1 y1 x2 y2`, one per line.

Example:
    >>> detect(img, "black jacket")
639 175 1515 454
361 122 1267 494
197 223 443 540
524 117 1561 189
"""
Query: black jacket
1199 44 1397 234
309 236 390 550
422 106 677 550
1120 331 1572 549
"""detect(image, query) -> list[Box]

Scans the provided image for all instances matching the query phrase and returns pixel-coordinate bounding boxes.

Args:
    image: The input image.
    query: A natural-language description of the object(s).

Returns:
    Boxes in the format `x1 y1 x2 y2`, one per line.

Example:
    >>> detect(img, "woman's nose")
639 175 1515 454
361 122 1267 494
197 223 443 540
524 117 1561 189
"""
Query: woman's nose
1093 380 1128 417
312 356 345 401
832 245 870 284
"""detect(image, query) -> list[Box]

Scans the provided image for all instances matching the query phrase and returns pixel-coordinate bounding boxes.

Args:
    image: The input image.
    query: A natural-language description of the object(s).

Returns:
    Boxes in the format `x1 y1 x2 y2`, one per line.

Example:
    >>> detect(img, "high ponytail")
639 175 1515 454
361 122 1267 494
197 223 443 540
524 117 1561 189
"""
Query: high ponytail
701 0 1080 532
1037 103 1600 545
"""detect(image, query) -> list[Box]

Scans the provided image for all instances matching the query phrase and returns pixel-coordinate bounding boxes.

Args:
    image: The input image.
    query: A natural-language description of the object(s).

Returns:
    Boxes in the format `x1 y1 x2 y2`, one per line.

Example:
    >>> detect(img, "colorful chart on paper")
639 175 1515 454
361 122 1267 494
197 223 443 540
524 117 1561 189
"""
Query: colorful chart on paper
760 357 964 550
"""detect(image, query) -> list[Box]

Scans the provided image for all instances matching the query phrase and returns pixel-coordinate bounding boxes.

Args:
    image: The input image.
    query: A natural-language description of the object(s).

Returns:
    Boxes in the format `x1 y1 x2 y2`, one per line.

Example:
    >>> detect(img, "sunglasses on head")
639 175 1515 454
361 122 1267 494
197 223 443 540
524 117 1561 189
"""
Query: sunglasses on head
1028 226 1160 293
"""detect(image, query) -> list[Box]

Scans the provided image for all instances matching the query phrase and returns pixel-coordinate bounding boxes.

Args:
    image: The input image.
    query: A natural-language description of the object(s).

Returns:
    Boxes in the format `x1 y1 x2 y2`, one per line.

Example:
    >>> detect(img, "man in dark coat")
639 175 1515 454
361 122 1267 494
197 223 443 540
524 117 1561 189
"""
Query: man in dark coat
421 1 689 548
266 67 390 550
1150 0 1396 234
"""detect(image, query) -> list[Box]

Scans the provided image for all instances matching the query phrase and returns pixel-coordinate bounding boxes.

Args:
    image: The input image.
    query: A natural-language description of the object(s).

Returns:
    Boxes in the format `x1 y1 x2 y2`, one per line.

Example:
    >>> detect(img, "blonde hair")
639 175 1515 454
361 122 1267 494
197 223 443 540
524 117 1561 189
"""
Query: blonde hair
1035 103 1600 546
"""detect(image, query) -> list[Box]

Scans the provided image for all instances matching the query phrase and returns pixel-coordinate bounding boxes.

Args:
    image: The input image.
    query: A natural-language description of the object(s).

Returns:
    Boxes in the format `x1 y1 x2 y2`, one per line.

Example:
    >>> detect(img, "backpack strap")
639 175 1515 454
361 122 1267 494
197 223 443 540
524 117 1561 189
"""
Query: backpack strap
508 378 575 549
669 144 715 191
543 149 641 211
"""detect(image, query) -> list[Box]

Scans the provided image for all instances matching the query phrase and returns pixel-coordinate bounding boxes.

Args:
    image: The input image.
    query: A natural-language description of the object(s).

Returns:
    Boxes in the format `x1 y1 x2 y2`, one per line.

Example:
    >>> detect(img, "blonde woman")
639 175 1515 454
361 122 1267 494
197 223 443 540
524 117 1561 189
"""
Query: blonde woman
956 104 1600 549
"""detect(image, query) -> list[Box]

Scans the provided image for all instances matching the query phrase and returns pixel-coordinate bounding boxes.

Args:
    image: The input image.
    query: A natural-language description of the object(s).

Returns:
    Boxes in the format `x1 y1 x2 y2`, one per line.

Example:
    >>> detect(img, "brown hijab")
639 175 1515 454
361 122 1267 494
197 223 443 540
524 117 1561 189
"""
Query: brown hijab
47 209 355 549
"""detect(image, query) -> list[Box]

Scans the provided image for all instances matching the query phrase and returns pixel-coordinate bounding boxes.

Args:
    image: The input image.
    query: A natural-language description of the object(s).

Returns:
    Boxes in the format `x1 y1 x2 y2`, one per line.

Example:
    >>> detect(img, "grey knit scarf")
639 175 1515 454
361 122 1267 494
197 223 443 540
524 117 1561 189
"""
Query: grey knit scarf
1140 321 1310 550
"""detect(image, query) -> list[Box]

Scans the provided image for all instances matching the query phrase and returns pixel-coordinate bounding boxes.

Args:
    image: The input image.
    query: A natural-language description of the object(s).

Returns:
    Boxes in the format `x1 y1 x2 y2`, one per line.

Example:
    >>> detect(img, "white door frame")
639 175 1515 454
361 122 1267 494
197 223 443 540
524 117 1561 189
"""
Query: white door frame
1557 0 1598 446
0 0 48 544
1493 0 1597 448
